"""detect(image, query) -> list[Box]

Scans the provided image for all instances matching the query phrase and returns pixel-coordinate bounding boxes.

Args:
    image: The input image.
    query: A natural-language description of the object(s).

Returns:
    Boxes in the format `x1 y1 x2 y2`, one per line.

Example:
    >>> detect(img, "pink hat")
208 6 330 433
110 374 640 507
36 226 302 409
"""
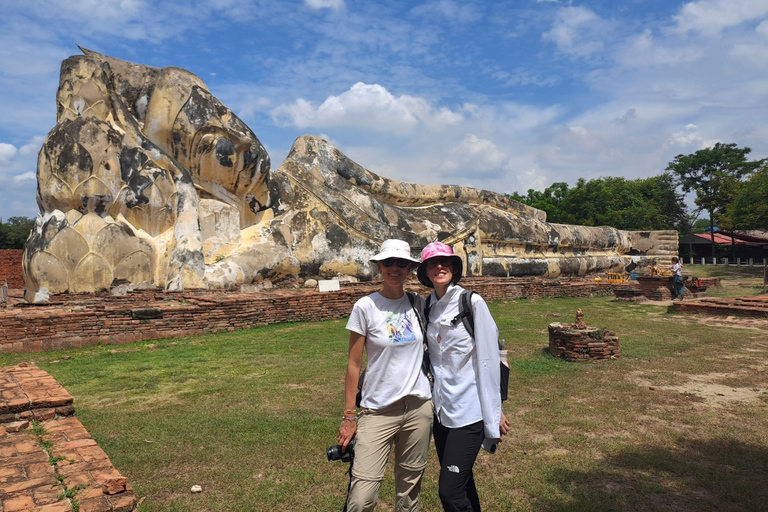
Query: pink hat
417 242 463 288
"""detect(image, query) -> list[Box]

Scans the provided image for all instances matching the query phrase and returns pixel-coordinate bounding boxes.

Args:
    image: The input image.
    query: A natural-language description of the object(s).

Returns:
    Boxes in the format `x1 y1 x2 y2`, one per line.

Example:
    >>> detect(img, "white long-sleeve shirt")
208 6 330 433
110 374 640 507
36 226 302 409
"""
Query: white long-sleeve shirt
426 284 502 439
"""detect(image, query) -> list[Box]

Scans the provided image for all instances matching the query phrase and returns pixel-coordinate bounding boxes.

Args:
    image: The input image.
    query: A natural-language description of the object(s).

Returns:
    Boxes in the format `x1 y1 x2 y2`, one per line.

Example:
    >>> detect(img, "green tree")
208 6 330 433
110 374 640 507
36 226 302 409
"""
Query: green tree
0 216 35 249
510 174 687 231
666 142 764 258
510 182 571 223
725 165 768 231
690 217 711 234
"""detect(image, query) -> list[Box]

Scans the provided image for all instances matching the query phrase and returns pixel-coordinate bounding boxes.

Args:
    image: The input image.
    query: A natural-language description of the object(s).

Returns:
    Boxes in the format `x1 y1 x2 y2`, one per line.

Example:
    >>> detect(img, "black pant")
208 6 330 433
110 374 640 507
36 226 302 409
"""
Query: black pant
433 417 484 512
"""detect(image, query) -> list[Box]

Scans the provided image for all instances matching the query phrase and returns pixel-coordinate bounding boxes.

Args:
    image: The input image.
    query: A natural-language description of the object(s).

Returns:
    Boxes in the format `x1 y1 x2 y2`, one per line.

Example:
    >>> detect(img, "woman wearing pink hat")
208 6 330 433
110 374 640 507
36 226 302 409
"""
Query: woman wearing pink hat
417 241 509 512
338 239 433 512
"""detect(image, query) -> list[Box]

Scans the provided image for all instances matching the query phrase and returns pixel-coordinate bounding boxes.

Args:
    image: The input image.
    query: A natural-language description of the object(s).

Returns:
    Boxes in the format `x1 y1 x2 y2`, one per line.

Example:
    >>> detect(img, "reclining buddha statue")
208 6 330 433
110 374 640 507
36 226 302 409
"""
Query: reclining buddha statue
23 49 676 300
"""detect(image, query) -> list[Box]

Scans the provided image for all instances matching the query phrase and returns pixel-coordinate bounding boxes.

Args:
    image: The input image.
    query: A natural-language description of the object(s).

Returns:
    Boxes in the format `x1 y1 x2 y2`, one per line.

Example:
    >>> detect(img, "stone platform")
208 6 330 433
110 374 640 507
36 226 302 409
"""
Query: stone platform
613 276 718 302
670 294 768 318
0 365 136 511
548 322 620 362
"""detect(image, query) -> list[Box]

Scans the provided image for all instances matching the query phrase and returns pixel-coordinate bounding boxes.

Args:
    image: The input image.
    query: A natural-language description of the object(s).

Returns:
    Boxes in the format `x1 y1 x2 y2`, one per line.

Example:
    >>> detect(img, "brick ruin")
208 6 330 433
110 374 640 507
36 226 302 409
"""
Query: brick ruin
548 310 621 362
0 276 616 354
0 364 136 511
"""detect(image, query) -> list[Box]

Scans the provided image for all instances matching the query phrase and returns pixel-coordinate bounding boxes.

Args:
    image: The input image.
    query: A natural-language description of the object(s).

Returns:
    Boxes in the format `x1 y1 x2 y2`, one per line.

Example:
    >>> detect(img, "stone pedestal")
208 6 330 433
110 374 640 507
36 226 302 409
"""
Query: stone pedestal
612 281 645 301
548 322 620 362
635 276 675 301
614 275 709 301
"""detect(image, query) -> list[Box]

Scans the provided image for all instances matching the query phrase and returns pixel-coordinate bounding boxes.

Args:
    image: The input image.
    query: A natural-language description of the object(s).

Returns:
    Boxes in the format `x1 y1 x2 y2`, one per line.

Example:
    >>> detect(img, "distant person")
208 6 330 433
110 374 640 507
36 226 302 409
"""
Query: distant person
337 239 432 512
670 256 685 301
417 241 509 512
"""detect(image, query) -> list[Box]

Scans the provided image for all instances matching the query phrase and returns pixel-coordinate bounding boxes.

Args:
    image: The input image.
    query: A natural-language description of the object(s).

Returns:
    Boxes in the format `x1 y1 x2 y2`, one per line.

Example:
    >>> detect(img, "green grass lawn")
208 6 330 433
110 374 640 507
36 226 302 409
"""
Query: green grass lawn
684 263 767 297
1 274 766 511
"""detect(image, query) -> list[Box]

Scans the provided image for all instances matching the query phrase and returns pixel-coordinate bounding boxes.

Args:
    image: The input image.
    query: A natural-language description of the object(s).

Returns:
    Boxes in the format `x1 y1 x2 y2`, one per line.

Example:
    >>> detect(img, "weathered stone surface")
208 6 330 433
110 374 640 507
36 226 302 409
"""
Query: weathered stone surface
209 134 674 284
23 49 677 300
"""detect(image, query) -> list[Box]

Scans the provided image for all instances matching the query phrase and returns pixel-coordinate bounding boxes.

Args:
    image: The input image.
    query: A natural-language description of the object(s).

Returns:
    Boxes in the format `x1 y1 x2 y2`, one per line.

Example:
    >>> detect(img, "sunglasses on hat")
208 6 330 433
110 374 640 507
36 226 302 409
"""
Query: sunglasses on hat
381 258 411 268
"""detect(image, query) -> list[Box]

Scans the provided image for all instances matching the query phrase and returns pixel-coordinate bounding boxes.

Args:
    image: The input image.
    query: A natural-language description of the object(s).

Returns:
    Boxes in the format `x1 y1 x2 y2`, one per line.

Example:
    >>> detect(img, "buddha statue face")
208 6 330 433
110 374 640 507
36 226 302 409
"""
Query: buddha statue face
45 52 272 231
141 67 272 228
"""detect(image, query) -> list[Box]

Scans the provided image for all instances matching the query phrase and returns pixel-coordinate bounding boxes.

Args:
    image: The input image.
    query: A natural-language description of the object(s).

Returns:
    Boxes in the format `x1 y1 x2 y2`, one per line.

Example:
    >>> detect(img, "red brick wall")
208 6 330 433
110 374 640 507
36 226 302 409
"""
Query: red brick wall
0 277 613 353
0 250 23 289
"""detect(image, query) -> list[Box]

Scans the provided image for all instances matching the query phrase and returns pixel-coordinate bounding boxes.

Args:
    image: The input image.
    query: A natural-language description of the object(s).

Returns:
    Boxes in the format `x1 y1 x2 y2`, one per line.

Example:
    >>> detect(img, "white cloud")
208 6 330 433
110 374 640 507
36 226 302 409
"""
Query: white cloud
13 172 36 182
730 41 768 65
0 136 43 176
618 29 705 68
668 124 704 147
25 0 180 42
271 82 463 133
20 137 45 156
516 166 549 193
0 143 18 166
568 126 588 137
1 1 768 219
410 1 483 24
542 6 607 57
304 0 345 11
442 134 508 173
673 0 768 36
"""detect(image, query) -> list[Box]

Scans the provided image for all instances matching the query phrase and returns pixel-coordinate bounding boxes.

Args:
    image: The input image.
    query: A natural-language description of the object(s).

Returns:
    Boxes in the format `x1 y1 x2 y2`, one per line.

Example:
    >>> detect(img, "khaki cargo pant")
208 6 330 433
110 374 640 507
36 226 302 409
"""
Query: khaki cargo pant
345 395 433 512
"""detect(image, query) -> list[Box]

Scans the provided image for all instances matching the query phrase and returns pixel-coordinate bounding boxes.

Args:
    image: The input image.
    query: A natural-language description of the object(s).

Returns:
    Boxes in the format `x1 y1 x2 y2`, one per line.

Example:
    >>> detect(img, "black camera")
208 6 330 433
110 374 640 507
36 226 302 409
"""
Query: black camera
327 438 355 463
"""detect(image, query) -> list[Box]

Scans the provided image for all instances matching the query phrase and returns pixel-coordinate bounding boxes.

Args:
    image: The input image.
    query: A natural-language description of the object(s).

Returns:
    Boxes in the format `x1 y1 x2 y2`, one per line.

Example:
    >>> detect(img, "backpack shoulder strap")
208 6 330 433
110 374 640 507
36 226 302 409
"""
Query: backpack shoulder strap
424 294 433 322
451 290 476 338
406 292 426 337
407 292 434 385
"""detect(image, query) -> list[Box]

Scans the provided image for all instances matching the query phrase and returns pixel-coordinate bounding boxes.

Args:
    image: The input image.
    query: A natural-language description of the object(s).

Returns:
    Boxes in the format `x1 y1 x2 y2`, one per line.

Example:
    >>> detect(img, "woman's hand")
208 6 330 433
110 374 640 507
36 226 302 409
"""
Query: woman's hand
338 418 357 451
499 413 510 437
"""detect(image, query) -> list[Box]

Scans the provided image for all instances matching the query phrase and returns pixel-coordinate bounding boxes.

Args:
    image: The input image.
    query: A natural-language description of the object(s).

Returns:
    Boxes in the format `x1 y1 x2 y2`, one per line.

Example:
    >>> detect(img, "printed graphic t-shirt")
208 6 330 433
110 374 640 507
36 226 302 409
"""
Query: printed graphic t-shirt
346 292 431 409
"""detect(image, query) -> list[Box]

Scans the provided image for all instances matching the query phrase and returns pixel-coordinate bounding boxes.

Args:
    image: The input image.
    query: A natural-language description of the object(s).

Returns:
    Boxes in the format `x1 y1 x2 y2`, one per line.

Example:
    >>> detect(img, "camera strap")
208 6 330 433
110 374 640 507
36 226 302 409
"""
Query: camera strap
342 457 354 512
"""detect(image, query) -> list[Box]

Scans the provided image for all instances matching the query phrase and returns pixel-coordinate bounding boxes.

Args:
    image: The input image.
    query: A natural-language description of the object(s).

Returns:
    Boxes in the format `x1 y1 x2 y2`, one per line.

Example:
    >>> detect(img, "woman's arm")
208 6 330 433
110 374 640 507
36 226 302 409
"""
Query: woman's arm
338 331 365 451
472 295 503 439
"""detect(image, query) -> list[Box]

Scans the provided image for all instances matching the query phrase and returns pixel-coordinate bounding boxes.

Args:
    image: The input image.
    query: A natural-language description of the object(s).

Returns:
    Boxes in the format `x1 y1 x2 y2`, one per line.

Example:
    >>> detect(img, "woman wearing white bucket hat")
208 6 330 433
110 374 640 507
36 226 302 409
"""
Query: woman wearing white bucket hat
418 241 509 512
337 239 433 512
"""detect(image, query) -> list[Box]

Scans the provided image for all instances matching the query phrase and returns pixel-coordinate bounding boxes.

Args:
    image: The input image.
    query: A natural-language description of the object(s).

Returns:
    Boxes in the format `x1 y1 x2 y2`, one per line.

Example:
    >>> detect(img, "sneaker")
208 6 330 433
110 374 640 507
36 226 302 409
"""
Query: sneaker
672 298 681 302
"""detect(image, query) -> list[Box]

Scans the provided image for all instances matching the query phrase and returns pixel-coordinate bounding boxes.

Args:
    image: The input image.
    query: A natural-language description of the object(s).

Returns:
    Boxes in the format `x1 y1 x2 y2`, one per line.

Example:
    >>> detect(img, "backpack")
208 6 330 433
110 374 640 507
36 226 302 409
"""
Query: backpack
425 290 509 401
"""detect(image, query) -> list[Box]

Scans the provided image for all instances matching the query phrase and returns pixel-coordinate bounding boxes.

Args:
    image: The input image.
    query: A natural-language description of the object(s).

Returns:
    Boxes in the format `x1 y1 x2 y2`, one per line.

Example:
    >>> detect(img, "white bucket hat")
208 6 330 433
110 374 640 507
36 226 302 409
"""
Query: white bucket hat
369 239 420 264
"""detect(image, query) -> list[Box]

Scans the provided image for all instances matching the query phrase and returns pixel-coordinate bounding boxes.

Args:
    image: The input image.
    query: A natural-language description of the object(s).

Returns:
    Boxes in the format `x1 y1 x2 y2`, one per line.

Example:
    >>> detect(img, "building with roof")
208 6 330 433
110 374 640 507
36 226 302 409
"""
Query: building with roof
679 230 768 263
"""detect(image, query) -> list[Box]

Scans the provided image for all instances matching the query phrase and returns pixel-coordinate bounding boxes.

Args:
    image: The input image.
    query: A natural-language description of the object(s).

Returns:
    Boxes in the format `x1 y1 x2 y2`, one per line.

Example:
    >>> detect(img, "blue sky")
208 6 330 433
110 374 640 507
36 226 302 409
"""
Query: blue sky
1 0 767 220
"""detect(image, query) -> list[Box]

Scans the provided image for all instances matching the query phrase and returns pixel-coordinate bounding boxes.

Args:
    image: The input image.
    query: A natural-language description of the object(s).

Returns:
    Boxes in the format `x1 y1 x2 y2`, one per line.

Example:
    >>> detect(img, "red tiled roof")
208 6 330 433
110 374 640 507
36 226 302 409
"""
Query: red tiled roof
690 233 761 246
